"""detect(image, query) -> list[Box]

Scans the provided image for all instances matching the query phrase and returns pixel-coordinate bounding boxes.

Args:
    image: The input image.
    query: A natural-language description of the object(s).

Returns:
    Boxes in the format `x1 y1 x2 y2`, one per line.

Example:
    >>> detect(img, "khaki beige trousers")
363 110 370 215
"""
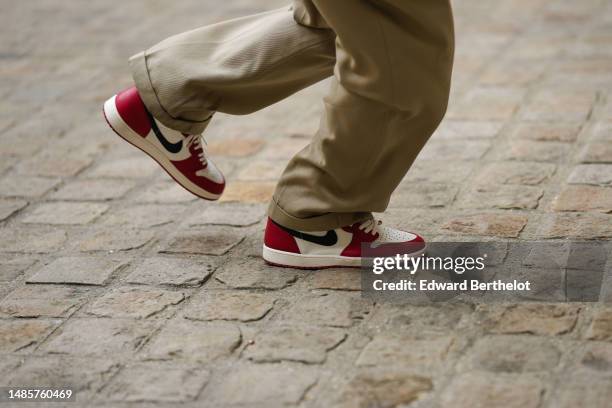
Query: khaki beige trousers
130 0 454 231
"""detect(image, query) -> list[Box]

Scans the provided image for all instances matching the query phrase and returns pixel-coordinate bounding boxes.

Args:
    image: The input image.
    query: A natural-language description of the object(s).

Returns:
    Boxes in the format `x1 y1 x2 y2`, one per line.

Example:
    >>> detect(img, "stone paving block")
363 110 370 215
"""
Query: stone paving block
519 89 595 122
403 160 474 184
5 356 119 399
552 185 612 213
77 229 155 252
207 137 265 157
5 1 612 405
0 285 86 317
132 180 197 204
432 120 503 140
0 355 22 378
380 208 447 237
356 333 455 372
0 124 56 158
184 291 276 322
417 140 491 161
370 303 470 334
0 258 35 282
219 181 276 203
0 175 60 198
0 227 68 253
505 140 570 162
236 160 286 181
484 304 580 336
585 308 612 341
308 269 361 291
244 324 346 364
0 319 58 353
479 62 545 86
458 184 543 209
15 154 93 177
537 213 612 239
188 202 266 227
389 183 458 208
259 136 309 159
215 258 299 289
567 164 612 186
550 372 612 408
102 204 186 228
21 202 109 225
0 155 16 175
580 141 612 163
440 372 544 408
125 256 215 287
580 342 612 372
86 287 186 319
144 319 241 363
591 122 612 140
87 157 159 179
103 362 209 403
334 370 432 408
162 227 245 256
0 198 27 221
42 318 157 357
476 162 556 185
447 87 524 120
281 292 370 328
510 122 582 142
50 179 136 201
208 363 318 406
27 256 126 286
462 335 560 372
442 213 528 238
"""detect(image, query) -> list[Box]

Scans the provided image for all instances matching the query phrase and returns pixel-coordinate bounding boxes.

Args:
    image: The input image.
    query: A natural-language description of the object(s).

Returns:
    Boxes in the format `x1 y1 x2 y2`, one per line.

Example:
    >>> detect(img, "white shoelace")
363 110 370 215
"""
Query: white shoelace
185 134 208 167
358 218 382 236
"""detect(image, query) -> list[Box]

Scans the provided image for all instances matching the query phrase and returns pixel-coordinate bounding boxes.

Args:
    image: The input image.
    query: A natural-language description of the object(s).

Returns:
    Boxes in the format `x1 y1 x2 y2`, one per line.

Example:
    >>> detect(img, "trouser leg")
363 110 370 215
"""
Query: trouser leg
129 6 335 134
268 0 455 230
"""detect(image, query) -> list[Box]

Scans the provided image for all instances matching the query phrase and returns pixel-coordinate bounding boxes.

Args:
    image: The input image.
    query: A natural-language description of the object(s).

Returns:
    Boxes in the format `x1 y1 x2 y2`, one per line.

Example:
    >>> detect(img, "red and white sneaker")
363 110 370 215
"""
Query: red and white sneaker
103 87 225 200
263 217 426 269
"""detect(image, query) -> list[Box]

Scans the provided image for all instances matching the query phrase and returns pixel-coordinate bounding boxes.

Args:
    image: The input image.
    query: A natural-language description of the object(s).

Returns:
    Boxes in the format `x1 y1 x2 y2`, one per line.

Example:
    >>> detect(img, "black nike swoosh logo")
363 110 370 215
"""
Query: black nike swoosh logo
147 111 183 154
274 221 338 246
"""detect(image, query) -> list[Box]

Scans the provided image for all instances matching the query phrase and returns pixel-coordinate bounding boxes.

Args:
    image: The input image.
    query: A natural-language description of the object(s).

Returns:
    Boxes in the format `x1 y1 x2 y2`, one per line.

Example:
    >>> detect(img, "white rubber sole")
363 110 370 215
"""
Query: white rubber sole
103 95 222 201
262 244 427 269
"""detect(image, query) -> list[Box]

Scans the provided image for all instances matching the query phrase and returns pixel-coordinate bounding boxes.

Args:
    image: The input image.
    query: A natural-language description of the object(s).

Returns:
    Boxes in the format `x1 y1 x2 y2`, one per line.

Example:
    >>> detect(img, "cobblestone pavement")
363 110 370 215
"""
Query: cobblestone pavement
1 0 612 407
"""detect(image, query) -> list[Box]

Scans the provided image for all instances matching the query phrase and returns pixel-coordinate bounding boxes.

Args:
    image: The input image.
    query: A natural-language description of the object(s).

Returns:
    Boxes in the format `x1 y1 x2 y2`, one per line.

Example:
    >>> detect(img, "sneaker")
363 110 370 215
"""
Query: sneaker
103 87 225 200
263 217 426 269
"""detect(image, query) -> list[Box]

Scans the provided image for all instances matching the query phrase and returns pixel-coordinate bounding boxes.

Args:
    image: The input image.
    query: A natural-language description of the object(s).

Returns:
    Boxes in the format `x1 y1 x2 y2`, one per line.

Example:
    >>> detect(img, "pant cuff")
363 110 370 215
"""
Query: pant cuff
129 51 213 135
267 197 372 231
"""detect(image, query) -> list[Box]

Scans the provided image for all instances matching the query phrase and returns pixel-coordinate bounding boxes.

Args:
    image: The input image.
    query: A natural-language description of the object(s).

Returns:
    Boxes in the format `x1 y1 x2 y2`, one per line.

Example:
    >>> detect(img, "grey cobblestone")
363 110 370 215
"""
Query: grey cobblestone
0 175 61 198
333 370 432 408
41 318 157 357
440 372 544 408
207 363 318 406
76 228 156 252
183 291 276 322
27 257 126 286
5 356 119 402
1 0 612 406
0 198 27 221
85 287 186 319
125 256 216 287
21 202 109 225
0 285 87 318
243 324 346 364
143 319 241 363
215 258 299 290
0 319 59 353
102 362 209 403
